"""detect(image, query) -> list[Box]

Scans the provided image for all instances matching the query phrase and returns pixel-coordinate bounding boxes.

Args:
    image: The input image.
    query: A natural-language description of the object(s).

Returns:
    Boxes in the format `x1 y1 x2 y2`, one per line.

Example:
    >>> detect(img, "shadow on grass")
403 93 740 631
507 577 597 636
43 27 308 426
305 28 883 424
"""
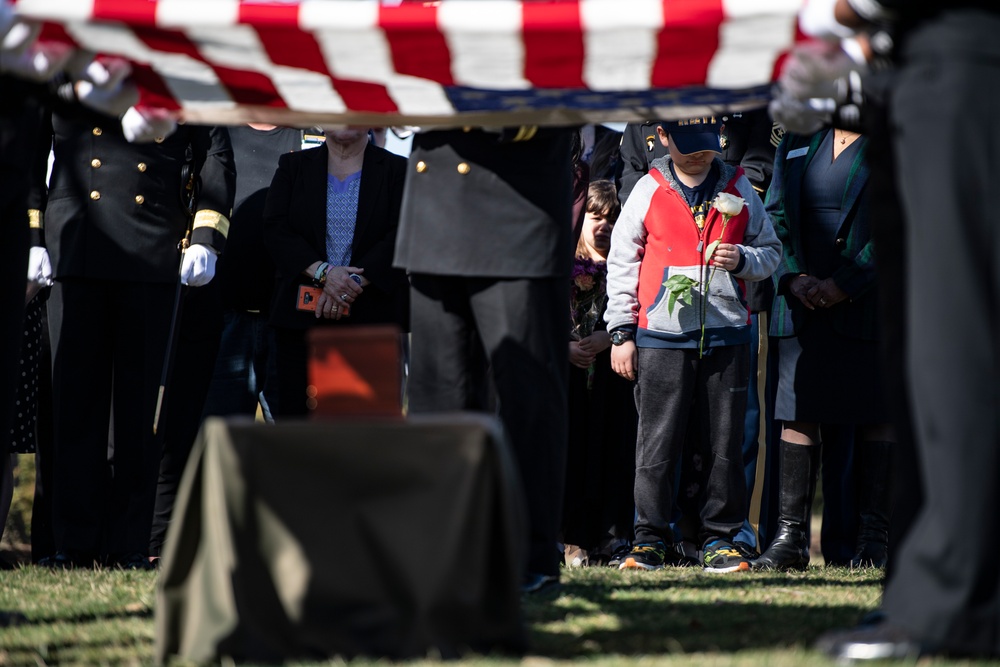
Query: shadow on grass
746 573 883 588
8 604 153 626
526 598 866 657
520 570 881 659
549 571 882 594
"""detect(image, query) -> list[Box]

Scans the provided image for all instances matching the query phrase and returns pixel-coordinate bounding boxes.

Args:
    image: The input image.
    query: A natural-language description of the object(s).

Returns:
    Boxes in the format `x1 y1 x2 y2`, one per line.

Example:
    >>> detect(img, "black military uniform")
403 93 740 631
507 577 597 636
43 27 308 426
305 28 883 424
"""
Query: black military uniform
394 127 573 589
816 3 1000 662
857 3 1000 658
40 108 234 567
148 126 314 559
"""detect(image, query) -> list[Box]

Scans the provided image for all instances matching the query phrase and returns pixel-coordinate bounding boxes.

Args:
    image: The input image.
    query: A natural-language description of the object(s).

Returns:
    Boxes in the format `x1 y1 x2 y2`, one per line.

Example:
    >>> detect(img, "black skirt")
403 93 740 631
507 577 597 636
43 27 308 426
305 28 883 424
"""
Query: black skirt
775 310 886 425
9 295 44 454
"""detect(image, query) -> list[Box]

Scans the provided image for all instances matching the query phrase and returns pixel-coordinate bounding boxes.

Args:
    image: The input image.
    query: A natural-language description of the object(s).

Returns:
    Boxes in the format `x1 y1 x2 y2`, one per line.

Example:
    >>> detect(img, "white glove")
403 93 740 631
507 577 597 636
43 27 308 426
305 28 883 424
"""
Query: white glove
180 243 217 287
121 106 178 143
27 246 52 286
73 58 139 116
0 33 73 81
799 0 856 40
1 12 36 56
0 1 16 42
779 41 861 103
769 86 831 135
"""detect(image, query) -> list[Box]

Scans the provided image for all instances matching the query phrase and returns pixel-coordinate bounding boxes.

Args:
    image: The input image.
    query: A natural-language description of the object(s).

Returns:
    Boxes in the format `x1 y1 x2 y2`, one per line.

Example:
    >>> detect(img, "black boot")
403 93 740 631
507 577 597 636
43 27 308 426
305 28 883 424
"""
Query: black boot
851 441 893 568
753 441 820 571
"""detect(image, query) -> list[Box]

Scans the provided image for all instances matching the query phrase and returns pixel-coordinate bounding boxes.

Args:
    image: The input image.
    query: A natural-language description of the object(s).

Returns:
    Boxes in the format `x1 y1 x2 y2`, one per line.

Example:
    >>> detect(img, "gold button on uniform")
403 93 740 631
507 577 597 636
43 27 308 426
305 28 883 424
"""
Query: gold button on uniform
134 195 145 204
457 162 471 175
90 190 101 200
91 158 101 168
154 137 164 144
415 161 427 173
137 162 147 172
92 127 102 136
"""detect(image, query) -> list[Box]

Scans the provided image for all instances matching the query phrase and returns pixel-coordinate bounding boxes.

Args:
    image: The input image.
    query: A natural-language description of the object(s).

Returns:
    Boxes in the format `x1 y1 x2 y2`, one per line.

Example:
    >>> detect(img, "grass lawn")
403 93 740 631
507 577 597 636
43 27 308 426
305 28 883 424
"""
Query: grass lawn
0 563 986 667
0 456 992 666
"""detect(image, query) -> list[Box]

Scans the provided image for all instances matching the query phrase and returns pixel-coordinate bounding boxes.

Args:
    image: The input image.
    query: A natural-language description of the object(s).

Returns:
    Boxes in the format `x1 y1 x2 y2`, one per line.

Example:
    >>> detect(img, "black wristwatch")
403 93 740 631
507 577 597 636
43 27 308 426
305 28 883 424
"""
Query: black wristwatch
610 330 634 346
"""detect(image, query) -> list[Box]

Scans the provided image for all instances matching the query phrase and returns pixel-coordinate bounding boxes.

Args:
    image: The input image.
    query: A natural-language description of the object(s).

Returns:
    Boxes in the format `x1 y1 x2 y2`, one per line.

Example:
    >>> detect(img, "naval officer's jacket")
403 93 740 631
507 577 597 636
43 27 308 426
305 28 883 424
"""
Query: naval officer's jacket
393 126 574 279
37 108 235 284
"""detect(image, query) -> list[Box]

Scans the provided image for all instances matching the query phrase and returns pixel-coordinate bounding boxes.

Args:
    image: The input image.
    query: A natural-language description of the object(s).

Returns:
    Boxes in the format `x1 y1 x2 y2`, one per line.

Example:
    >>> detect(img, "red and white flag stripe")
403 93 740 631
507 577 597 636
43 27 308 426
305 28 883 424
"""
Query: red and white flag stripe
14 0 803 127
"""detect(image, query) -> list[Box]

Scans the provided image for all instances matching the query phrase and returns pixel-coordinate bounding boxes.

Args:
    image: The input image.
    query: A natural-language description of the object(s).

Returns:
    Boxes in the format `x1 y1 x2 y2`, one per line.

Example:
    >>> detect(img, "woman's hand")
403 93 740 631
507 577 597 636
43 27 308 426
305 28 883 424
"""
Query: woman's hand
569 341 595 369
805 278 849 309
611 340 637 381
708 243 741 271
579 330 612 355
789 274 822 309
322 265 365 311
315 290 347 320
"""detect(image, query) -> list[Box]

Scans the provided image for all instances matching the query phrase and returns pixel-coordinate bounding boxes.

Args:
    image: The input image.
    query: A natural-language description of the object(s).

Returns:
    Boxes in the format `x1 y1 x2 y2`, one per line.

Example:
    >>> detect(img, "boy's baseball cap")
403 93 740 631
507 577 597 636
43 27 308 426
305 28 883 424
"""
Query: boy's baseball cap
660 117 722 155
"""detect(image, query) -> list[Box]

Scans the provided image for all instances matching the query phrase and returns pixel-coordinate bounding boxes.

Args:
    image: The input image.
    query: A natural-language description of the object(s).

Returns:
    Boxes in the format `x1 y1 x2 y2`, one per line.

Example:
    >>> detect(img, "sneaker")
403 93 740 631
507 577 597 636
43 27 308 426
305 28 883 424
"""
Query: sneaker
606 541 633 568
703 538 750 573
618 542 667 570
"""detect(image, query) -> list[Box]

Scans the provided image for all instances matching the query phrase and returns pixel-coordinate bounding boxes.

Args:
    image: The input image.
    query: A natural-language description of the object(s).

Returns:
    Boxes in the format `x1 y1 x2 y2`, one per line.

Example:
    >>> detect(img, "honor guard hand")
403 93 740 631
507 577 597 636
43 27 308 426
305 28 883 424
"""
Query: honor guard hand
26 246 52 287
73 58 139 117
180 244 217 287
0 20 73 81
121 105 178 143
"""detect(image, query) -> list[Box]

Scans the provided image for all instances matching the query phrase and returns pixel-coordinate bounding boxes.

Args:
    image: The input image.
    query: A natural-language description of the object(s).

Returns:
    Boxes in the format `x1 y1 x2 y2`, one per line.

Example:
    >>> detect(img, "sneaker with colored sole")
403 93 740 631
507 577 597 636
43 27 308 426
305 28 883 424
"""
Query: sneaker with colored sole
618 542 667 570
703 538 750 573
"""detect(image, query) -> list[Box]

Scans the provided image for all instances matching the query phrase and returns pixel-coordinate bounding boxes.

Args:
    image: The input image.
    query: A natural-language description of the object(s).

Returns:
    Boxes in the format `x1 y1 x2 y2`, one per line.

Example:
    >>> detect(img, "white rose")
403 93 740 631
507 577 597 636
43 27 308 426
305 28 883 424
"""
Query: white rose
713 193 745 217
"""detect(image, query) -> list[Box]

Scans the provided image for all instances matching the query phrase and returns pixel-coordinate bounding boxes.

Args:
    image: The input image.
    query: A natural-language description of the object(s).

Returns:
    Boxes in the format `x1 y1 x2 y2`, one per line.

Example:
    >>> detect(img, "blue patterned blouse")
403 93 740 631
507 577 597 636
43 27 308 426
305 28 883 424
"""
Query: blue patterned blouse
325 170 362 267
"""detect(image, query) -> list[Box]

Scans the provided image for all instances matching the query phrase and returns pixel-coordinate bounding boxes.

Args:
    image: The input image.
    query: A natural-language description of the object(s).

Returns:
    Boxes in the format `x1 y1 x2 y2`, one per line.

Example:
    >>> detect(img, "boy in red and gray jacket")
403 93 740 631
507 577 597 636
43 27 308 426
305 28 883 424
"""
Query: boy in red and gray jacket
605 117 780 573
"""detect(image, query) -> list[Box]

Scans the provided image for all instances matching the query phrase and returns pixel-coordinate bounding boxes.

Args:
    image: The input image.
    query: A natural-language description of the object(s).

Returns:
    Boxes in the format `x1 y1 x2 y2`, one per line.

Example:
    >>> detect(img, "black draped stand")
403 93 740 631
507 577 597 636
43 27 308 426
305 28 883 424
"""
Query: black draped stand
155 414 528 664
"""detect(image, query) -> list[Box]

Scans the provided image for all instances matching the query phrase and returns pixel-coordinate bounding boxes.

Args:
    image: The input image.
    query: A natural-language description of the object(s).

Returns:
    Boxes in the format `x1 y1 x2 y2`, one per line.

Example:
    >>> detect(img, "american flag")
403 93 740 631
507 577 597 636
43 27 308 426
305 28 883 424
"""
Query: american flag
13 0 803 127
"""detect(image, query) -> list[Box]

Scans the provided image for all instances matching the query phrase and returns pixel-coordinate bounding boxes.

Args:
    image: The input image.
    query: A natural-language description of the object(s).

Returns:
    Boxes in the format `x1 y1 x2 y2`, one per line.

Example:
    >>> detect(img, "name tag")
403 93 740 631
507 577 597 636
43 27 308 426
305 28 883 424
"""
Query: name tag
786 146 809 160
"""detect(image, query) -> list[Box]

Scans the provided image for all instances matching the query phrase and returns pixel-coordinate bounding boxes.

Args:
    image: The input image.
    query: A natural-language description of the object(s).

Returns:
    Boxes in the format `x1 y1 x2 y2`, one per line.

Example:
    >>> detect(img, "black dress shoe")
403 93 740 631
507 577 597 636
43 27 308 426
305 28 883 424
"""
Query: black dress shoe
38 551 96 569
521 572 560 595
815 622 923 661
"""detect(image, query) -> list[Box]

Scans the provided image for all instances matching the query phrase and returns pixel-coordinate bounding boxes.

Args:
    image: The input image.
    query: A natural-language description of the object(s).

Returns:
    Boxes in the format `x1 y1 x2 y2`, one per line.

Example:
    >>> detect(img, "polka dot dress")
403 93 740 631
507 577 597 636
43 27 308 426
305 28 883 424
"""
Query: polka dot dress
9 296 43 454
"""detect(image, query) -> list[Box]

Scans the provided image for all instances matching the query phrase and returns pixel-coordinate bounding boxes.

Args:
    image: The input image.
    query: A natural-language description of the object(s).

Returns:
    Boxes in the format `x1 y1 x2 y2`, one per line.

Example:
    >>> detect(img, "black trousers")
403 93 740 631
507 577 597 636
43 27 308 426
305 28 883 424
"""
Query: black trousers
47 278 173 558
880 10 1000 656
632 345 748 547
149 286 223 556
273 326 310 419
407 274 568 578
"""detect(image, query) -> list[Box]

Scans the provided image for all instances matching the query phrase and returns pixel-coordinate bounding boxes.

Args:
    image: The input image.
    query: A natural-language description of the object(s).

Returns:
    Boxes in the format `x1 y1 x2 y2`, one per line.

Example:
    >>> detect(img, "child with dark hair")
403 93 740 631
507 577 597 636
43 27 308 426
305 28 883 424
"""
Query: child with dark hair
606 119 780 573
562 180 639 567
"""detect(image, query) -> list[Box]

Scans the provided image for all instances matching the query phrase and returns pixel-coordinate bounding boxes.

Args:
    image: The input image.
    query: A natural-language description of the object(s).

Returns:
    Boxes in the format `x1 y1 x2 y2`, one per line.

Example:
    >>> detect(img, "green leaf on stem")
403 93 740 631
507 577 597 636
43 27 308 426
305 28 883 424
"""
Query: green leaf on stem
663 275 697 316
704 240 721 263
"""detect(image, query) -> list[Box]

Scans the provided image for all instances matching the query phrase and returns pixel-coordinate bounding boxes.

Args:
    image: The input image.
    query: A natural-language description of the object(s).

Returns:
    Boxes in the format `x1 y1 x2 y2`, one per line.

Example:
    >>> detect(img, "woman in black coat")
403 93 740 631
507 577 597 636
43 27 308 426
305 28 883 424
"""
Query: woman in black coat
264 128 409 417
